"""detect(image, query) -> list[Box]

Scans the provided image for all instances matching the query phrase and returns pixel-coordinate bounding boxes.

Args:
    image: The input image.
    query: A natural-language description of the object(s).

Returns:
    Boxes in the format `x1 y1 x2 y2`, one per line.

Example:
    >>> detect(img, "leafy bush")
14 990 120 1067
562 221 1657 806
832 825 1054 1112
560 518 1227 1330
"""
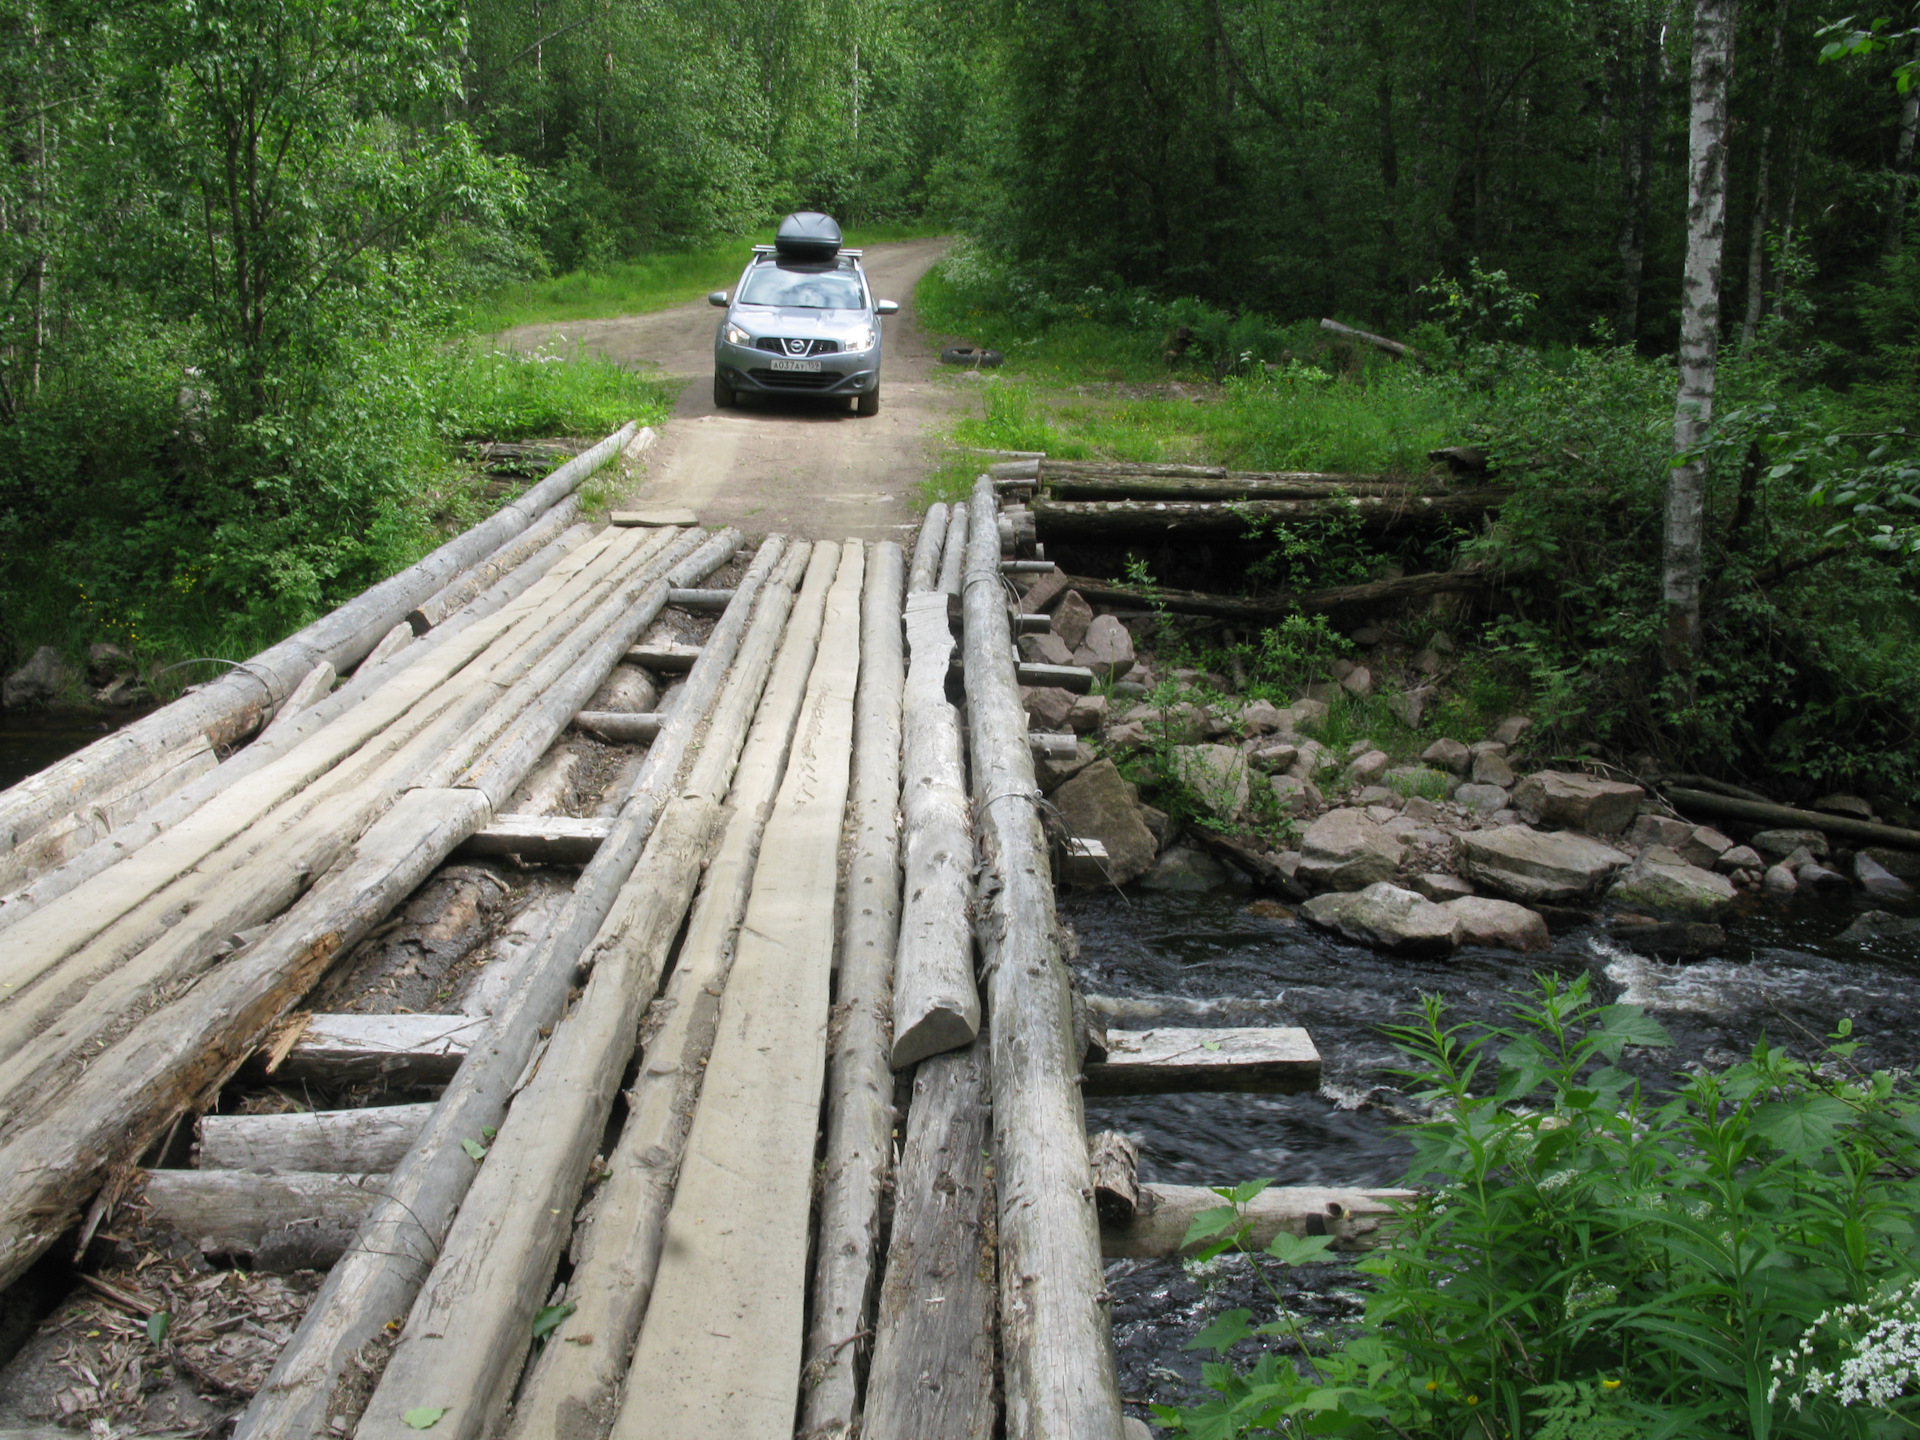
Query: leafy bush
1160 975 1920 1439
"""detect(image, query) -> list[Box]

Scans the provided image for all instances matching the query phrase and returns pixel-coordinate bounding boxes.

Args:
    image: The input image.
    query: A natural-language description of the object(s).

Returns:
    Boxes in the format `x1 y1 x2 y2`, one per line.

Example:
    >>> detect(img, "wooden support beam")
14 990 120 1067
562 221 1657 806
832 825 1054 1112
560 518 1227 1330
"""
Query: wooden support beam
1017 662 1094 693
259 661 337 740
572 709 661 743
667 586 734 611
134 1169 384 1264
960 479 1125 1439
1087 1132 1142 1221
1000 559 1056 574
1666 786 1920 851
1050 569 1489 623
272 1013 484 1084
1031 492 1507 541
360 621 415 670
196 1104 434 1174
1030 732 1080 759
1081 1027 1321 1096
626 641 701 671
1101 1184 1412 1259
937 502 968 596
1016 613 1051 634
908 503 950 595
406 494 584 635
1059 837 1110 888
457 814 612 864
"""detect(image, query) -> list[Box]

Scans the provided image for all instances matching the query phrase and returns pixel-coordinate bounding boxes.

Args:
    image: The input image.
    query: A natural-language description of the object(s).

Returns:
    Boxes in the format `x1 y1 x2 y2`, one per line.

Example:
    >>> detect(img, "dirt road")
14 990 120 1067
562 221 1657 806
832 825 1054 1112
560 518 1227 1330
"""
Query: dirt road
502 237 953 544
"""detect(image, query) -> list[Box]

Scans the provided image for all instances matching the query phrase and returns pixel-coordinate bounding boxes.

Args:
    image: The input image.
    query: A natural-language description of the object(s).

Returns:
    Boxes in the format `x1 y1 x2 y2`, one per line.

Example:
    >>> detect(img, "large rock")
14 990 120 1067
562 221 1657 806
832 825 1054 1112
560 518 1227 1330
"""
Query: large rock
1074 615 1135 681
1841 910 1920 944
1240 700 1286 734
1019 632 1075 667
1346 750 1390 787
1677 826 1734 869
1066 692 1108 734
1124 701 1207 745
1140 846 1230 892
3 645 65 708
1421 738 1472 775
1291 697 1330 729
1172 744 1249 820
1456 825 1630 903
1340 666 1374 697
1627 814 1694 850
1609 856 1737 917
1861 846 1920 880
1491 716 1533 746
1454 783 1510 813
1052 590 1094 649
1752 828 1829 860
1034 741 1098 795
1302 882 1462 956
1511 771 1644 835
1471 749 1516 787
1412 872 1475 902
1020 685 1076 730
1716 845 1763 873
1443 896 1551 952
1297 808 1406 891
1268 775 1321 817
1857 851 1917 902
1249 742 1299 774
1051 760 1158 886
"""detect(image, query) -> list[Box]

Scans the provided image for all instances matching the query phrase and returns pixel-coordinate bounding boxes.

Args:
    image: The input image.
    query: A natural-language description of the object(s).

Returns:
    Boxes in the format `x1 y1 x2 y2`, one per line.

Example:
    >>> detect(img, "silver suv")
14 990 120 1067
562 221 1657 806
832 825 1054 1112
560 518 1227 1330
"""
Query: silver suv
709 213 898 417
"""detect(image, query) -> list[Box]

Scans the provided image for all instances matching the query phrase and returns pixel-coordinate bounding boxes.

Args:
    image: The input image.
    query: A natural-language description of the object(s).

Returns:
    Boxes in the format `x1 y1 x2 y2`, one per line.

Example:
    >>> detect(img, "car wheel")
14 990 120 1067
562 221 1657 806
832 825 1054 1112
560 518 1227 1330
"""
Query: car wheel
939 346 1004 368
856 385 880 417
713 373 735 408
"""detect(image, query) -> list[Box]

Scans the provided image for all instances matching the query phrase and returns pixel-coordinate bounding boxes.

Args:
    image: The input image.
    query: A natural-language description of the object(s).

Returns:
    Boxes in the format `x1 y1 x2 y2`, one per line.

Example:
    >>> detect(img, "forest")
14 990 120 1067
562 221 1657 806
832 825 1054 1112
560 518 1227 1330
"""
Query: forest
0 0 1917 786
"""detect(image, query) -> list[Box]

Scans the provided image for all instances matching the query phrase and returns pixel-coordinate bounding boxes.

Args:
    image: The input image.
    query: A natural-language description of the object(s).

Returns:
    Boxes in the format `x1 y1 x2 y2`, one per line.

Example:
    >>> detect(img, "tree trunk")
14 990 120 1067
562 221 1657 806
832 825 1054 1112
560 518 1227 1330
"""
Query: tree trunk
1617 14 1661 340
195 1104 435 1174
909 502 951 594
1662 0 1737 679
1888 35 1920 258
1032 492 1506 541
406 493 583 633
1741 0 1792 348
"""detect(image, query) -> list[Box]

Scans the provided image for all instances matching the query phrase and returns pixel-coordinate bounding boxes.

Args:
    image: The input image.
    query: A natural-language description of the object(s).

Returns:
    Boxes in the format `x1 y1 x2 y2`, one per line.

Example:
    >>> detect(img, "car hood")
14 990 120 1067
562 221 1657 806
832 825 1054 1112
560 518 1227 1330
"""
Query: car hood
731 306 869 338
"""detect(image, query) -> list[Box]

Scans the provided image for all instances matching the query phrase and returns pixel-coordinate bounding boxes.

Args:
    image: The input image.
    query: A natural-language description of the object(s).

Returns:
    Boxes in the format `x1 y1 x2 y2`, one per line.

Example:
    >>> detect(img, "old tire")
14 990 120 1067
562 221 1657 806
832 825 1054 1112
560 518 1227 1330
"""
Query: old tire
856 385 881 417
713 373 735 407
939 346 1004 368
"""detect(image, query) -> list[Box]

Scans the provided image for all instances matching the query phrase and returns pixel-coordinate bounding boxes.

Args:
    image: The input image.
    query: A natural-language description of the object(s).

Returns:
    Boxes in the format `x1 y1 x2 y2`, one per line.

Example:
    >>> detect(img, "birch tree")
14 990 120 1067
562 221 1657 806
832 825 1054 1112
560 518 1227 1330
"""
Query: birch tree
1661 0 1737 679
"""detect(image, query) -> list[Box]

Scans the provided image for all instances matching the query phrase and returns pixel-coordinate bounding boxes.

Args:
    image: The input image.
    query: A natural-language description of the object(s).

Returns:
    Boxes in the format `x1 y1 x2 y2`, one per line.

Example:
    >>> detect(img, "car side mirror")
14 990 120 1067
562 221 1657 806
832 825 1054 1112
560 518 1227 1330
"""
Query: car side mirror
708 291 730 307
875 299 899 316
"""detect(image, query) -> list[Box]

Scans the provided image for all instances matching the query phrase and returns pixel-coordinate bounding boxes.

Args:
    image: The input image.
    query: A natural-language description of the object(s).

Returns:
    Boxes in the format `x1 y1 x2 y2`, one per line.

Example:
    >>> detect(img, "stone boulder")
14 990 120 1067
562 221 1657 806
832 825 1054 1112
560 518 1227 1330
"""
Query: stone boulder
1052 590 1094 649
1172 744 1250 821
1291 697 1330 729
1385 684 1435 729
1627 814 1694 850
1840 910 1920 944
1443 896 1551 952
1752 828 1829 860
1019 632 1075 667
1763 862 1798 896
1797 860 1851 896
1067 692 1108 734
3 645 65 708
1020 685 1076 731
1050 760 1158 886
1456 825 1630 903
1716 845 1763 874
1034 741 1098 795
1268 775 1321 817
1241 700 1286 734
1102 720 1149 751
1511 771 1644 835
1340 666 1374 698
1454 783 1510 813
1609 855 1737 917
1287 740 1334 781
1471 749 1516 788
1421 737 1472 775
1491 716 1533 746
1813 793 1874 820
1124 702 1207 746
85 642 132 686
1074 615 1135 681
1412 872 1474 903
1297 808 1406 891
1249 742 1299 774
1140 846 1230 892
1346 750 1390 787
1856 851 1916 903
1861 846 1920 880
1302 882 1463 956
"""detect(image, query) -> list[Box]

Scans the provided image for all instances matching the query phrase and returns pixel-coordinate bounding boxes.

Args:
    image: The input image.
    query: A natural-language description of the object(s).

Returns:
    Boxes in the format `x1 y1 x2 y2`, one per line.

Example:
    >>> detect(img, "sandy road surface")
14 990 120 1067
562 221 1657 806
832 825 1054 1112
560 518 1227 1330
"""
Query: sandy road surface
501 237 954 544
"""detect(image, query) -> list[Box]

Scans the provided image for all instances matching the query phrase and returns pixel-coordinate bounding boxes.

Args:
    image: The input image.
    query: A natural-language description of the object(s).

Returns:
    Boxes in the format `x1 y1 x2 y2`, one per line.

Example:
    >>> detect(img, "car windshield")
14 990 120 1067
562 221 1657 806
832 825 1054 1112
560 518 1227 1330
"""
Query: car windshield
737 264 866 310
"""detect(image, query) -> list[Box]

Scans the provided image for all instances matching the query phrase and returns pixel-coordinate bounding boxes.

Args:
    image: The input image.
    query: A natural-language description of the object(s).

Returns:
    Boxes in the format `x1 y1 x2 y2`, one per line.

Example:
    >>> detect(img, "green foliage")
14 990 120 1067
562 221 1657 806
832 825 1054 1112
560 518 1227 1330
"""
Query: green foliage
1157 978 1920 1439
1246 615 1352 695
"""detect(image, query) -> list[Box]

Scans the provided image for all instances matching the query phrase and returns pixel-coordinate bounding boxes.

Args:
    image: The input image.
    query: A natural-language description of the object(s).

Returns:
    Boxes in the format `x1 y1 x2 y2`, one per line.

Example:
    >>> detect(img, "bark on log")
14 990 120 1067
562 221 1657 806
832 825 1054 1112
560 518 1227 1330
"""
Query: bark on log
666 587 734 611
937 502 969 596
609 545 865 1440
802 542 907 1437
571 711 661 743
891 590 979 1070
861 1037 997 1440
195 1104 434 1174
960 479 1125 1440
503 542 840 1440
355 547 839 1440
909 504 950 594
272 1014 486 1084
1101 1184 1412 1259
406 494 583 634
1053 569 1490 622
0 424 636 862
1031 492 1507 541
1081 1027 1321 1095
1665 786 1920 851
1038 465 1438 502
133 1169 386 1260
1086 1133 1141 1222
232 539 799 1440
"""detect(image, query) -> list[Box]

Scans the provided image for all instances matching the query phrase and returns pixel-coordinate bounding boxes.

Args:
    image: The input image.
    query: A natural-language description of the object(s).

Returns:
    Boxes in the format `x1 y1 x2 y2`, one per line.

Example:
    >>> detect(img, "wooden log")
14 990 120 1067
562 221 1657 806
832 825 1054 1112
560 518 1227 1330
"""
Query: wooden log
802 542 908 1436
1666 786 1920 851
959 479 1125 1439
990 458 1041 480
232 539 801 1440
610 506 700 526
1081 1027 1321 1096
259 661 336 740
1101 1183 1413 1259
196 1104 434 1174
937 501 968 595
360 621 415 669
1017 661 1094 693
134 1169 385 1260
1030 732 1079 759
571 710 661 743
891 590 979 1070
861 1038 997 1440
272 1014 485 1084
1041 471 1439 502
406 494 583 634
1320 317 1421 361
587 663 659 714
1059 837 1111 888
1016 613 1051 634
0 785 492 1292
457 813 612 864
1087 1132 1141 1222
667 586 734 611
1030 492 1507 541
626 641 701 671
355 547 843 1440
908 502 950 594
1050 568 1490 622
608 545 866 1440
502 542 841 1440
0 424 636 863
1000 559 1056 574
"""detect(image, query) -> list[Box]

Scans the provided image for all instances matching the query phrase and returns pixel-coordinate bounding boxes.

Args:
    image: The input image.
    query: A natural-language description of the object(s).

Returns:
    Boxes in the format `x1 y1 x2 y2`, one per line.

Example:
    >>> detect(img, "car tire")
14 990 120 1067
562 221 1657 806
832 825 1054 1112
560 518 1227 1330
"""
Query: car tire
713 373 735 408
856 385 880 417
939 346 1004 368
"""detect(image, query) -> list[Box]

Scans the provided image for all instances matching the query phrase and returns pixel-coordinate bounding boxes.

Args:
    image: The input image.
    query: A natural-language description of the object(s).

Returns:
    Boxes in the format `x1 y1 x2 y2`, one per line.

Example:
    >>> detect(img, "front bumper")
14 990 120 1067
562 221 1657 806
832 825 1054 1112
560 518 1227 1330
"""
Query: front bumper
715 339 879 395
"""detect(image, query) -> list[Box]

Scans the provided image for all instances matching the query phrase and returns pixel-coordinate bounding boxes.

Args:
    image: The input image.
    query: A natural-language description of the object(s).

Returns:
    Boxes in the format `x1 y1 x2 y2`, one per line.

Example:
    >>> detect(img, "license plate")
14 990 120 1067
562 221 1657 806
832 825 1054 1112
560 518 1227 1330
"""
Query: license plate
770 358 823 372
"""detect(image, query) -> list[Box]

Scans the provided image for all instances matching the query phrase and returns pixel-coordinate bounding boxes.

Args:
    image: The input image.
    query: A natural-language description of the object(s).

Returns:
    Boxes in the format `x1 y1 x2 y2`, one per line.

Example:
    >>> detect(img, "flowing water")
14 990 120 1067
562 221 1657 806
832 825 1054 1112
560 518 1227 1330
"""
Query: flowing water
0 709 130 791
1069 882 1920 1417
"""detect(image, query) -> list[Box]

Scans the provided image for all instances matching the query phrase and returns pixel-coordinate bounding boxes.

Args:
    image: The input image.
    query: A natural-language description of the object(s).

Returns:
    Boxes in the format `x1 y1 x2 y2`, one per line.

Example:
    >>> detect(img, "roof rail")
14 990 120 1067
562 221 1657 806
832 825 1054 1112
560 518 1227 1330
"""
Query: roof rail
750 244 864 260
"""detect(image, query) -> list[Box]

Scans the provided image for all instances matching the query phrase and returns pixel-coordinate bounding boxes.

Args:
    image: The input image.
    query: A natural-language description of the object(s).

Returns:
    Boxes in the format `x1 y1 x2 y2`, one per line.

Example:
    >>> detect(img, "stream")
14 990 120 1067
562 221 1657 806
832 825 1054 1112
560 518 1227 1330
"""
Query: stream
1071 882 1920 1418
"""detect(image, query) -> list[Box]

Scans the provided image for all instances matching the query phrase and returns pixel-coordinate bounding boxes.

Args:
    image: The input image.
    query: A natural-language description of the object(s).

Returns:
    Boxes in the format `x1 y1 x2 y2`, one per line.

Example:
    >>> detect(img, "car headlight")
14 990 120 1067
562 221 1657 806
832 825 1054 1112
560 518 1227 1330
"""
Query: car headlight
723 323 753 347
843 325 876 353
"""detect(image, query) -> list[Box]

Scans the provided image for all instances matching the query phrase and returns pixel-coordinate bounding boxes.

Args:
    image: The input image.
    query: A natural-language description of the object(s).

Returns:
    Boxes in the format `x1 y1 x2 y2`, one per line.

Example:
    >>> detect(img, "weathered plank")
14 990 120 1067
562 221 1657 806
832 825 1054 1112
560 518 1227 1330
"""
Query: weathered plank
196 1104 434 1174
611 506 700 526
626 641 702 671
457 813 612 864
272 1014 485 1084
1101 1184 1412 1259
258 661 337 740
1087 1132 1142 1221
1081 1027 1321 1096
937 501 968 595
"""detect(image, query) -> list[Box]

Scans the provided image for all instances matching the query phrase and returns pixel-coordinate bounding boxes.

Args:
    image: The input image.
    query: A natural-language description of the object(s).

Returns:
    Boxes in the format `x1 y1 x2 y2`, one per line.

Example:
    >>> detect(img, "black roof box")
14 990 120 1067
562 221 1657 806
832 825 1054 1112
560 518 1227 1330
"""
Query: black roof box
774 211 842 260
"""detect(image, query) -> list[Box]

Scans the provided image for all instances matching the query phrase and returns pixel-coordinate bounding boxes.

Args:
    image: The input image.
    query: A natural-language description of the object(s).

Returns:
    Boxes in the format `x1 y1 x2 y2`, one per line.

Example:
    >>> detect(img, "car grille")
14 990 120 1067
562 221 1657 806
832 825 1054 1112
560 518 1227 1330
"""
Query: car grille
754 337 841 356
748 367 842 389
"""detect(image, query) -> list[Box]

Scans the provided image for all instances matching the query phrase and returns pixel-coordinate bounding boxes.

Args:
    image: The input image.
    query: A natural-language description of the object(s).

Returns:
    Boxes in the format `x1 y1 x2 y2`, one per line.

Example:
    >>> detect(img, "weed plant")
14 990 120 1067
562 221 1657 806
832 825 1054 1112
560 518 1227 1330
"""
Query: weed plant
1160 975 1920 1439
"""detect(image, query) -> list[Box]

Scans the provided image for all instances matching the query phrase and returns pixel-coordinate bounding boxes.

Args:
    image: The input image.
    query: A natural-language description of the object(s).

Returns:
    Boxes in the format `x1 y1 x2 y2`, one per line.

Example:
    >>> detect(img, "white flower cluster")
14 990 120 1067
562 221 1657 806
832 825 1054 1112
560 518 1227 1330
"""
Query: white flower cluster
1770 1281 1920 1413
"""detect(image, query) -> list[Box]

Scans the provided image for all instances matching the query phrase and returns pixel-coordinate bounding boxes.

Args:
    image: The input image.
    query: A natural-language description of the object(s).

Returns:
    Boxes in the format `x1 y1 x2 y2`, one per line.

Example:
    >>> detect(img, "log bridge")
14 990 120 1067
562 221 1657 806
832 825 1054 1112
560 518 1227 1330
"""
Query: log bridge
0 442 1401 1440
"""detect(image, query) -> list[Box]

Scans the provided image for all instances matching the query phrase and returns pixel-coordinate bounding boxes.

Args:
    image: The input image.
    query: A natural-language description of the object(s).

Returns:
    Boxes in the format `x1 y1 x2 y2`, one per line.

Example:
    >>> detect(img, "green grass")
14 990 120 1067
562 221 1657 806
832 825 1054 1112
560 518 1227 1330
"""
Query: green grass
469 221 946 331
432 340 675 439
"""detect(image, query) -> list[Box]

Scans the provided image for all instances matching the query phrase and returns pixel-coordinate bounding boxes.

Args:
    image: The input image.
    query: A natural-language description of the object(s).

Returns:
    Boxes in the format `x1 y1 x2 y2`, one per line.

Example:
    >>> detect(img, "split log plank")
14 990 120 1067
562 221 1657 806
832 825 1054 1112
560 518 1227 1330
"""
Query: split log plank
960 479 1125 1440
1018 661 1094 693
233 539 800 1440
196 1104 434 1174
1101 1184 1413 1259
610 507 700 526
1039 466 1443 502
610 544 866 1440
1320 316 1421 360
273 1015 485 1084
802 541 908 1435
937 501 968 595
626 642 701 671
1081 1027 1321 1096
259 661 336 740
406 494 583 634
457 813 612 864
360 621 415 669
1031 492 1508 541
891 590 979 1069
908 502 950 594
